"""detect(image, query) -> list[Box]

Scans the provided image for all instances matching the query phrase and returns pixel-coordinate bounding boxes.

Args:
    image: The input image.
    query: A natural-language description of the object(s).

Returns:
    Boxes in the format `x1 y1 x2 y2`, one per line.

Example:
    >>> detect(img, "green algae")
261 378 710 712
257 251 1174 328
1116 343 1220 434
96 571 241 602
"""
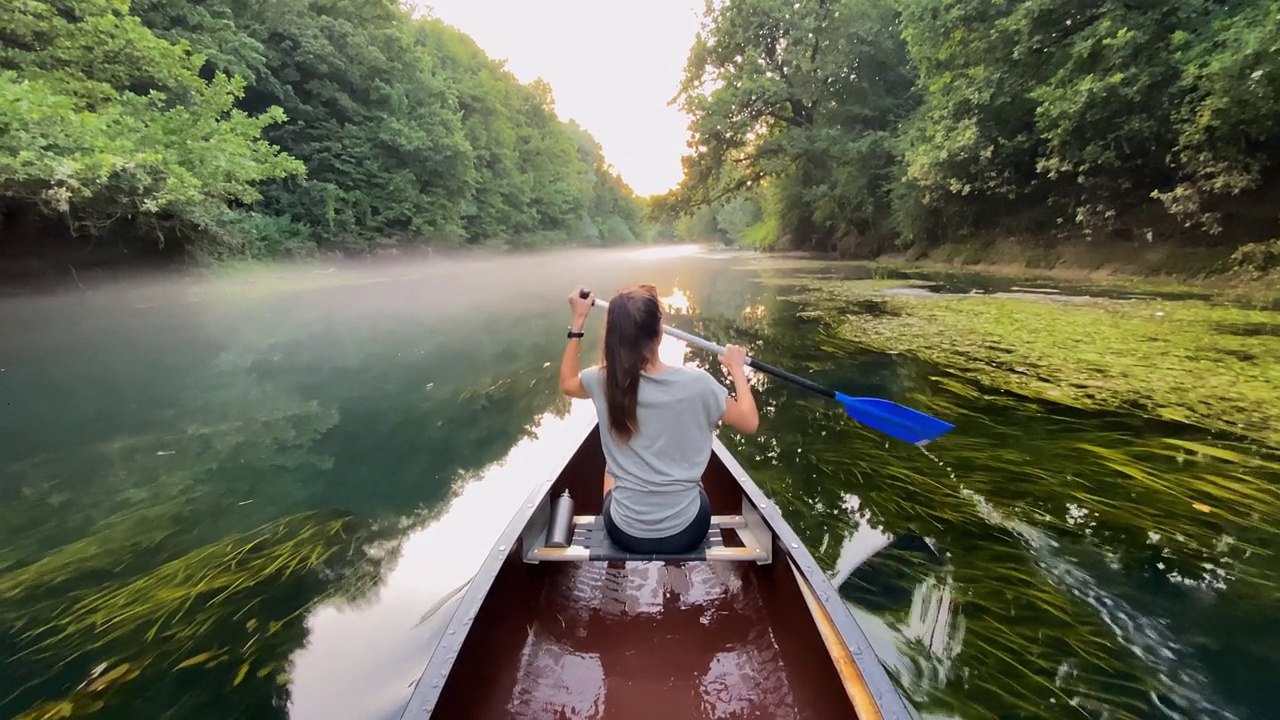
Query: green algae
788 277 1280 447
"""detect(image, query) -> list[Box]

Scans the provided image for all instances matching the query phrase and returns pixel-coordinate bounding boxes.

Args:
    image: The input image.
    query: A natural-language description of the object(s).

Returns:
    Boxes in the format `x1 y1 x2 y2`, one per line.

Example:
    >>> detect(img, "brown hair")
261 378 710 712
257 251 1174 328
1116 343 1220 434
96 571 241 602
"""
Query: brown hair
601 284 662 442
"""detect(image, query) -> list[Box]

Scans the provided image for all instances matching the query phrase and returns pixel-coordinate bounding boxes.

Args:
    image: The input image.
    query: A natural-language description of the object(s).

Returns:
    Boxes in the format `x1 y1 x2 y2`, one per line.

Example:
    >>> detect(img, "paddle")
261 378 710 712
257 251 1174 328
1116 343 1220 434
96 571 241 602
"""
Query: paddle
581 290 954 446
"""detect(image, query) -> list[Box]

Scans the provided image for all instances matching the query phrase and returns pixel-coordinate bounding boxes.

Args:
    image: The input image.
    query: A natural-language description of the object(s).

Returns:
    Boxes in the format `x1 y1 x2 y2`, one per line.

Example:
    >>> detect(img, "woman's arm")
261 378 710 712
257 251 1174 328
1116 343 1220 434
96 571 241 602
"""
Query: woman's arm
559 290 593 399
718 345 759 434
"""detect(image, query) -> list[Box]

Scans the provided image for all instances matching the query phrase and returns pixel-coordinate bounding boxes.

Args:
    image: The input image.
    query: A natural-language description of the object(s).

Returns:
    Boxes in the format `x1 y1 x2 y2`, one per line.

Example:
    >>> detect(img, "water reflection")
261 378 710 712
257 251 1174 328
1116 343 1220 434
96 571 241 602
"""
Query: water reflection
711 285 1278 720
286 405 598 720
2 252 1276 720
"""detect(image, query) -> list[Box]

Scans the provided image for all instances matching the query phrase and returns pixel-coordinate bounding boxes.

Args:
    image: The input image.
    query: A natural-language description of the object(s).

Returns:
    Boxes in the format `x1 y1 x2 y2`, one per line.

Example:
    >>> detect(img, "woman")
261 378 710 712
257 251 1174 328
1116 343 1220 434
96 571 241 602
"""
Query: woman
559 284 759 555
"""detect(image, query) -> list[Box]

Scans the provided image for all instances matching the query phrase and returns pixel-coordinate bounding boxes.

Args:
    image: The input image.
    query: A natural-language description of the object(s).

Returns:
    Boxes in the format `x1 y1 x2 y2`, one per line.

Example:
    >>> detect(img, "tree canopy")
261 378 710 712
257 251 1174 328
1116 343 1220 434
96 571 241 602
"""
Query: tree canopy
671 0 1280 253
0 0 647 260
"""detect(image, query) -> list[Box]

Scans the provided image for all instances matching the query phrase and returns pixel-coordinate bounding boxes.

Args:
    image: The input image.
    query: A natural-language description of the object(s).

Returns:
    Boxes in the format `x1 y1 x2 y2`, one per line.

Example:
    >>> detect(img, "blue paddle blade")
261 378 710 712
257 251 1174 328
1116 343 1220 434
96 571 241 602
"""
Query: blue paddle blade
834 392 955 445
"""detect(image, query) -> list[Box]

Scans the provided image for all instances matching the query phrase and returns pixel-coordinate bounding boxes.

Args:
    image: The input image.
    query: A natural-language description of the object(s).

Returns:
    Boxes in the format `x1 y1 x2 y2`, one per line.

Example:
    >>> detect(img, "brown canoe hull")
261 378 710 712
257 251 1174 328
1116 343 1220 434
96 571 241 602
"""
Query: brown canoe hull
400 424 911 720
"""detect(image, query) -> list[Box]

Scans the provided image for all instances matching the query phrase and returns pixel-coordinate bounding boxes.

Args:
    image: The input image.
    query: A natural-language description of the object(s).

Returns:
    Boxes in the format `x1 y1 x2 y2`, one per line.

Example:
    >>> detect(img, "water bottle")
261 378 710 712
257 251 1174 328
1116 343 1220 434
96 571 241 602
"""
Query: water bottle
545 490 575 548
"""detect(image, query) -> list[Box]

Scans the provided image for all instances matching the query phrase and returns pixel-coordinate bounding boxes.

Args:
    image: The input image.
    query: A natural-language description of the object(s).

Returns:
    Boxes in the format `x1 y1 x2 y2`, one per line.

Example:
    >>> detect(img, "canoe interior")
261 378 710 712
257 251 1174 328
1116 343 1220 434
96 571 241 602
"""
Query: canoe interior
424 426 870 719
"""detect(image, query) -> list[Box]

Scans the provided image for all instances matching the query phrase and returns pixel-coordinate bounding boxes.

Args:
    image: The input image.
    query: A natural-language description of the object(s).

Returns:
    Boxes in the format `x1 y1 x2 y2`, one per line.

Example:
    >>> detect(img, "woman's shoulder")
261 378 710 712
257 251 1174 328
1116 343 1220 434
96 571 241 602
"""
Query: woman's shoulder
579 365 602 394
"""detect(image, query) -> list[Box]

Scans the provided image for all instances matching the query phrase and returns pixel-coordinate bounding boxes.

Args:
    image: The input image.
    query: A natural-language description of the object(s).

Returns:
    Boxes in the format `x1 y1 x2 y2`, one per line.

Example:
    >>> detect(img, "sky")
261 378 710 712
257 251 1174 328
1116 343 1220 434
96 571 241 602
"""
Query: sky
413 1 704 197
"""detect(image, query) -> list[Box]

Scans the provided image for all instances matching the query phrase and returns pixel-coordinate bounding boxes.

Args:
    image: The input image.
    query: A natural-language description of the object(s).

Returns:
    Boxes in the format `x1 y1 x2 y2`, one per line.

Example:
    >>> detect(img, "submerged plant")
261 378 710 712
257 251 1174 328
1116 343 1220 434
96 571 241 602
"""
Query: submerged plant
1 511 375 720
707 284 1280 720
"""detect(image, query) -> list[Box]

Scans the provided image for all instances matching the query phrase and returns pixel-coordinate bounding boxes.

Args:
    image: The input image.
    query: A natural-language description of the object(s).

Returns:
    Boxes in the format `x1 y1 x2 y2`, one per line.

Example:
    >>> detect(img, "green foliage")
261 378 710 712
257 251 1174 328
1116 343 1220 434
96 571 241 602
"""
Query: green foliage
674 0 1280 254
714 194 762 241
676 204 728 243
0 0 302 244
2 0 645 261
563 119 645 244
1158 1 1280 232
674 0 916 249
1227 239 1280 275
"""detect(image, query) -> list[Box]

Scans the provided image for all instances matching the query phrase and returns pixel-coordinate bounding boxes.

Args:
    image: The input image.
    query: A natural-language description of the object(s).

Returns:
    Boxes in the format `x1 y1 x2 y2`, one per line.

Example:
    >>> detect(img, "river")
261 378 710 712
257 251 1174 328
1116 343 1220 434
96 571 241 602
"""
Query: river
1 246 1276 720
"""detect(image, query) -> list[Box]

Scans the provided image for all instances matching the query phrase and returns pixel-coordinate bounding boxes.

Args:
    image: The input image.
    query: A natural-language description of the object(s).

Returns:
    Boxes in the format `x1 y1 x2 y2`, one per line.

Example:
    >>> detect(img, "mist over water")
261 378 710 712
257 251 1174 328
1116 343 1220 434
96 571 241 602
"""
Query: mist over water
1 247 1277 720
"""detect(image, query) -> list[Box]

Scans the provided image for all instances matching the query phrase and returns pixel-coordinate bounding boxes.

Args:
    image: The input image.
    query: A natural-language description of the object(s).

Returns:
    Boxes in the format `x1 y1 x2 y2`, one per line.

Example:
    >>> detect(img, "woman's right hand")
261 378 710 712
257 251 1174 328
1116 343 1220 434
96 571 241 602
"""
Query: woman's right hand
718 344 759 433
719 344 748 376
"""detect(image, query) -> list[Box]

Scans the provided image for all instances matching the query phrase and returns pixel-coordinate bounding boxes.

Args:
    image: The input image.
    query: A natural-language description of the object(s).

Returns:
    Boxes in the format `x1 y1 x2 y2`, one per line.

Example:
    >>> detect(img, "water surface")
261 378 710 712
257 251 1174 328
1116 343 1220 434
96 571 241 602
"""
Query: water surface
1 248 1276 720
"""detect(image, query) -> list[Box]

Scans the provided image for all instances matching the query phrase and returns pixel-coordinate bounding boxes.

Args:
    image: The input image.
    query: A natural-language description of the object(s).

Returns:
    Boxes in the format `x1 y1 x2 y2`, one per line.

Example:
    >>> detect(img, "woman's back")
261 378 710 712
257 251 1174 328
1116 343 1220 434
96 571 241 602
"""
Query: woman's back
579 364 727 538
559 283 758 550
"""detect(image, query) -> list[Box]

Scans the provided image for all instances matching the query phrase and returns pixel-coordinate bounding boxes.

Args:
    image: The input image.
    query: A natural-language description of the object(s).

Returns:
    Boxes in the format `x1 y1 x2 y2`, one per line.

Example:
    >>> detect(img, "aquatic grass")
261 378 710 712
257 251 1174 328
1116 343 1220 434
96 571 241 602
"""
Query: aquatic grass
836 508 1172 720
858 255 1280 308
714 298 1280 720
2 511 366 720
21 512 351 652
0 504 189 628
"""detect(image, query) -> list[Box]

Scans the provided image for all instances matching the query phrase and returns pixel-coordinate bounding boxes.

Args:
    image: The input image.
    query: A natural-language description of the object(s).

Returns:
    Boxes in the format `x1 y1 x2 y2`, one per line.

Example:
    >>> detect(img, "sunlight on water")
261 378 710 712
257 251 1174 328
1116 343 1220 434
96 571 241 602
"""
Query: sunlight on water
659 285 693 314
656 286 695 366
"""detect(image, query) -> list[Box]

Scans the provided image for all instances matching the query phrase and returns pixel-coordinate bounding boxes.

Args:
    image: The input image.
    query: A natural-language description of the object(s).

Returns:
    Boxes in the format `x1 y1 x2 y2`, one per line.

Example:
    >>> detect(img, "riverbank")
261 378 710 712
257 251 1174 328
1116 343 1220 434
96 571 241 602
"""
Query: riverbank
820 235 1280 306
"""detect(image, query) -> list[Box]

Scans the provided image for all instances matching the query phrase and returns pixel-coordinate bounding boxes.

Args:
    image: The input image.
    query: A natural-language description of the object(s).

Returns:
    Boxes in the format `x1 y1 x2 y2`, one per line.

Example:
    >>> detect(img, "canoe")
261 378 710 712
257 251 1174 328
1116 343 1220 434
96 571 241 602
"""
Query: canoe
399 423 913 720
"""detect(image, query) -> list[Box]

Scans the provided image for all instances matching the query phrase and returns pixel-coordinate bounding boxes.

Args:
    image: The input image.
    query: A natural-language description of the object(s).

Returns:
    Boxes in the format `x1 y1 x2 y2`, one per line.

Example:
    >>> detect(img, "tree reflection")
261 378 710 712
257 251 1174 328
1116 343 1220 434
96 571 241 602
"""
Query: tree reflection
0 307 571 719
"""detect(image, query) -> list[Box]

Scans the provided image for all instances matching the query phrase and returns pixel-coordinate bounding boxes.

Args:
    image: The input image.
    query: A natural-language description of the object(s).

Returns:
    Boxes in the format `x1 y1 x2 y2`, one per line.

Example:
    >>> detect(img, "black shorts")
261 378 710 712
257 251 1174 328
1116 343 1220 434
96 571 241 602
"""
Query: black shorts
602 488 712 555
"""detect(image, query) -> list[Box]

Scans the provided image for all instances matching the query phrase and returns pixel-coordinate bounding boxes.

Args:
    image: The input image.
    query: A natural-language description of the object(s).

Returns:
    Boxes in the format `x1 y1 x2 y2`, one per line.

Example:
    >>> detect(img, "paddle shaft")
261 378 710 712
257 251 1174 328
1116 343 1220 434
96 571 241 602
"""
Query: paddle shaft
587 295 837 401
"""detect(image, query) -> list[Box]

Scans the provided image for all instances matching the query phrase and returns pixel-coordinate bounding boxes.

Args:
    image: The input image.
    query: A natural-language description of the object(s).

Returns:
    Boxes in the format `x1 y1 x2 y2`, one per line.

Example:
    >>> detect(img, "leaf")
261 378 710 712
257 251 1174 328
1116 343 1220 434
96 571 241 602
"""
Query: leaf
85 663 132 692
176 650 222 669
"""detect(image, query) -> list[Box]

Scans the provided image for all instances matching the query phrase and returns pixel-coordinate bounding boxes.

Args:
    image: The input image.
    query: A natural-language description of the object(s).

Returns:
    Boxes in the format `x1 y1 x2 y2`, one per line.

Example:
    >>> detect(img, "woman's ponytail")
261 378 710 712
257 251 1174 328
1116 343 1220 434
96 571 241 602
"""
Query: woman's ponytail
601 285 662 442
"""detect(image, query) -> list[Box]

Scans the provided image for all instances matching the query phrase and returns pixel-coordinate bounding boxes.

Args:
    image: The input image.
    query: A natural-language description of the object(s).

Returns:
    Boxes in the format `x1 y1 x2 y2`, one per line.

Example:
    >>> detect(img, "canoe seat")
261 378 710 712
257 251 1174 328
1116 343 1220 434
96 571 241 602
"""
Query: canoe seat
525 514 772 564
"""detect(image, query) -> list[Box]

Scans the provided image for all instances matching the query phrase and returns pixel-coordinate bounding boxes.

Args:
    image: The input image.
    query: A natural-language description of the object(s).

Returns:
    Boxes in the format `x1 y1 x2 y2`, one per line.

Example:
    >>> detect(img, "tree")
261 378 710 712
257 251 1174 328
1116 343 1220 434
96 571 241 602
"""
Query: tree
671 0 1280 254
2 0 649 263
0 0 302 249
673 0 917 249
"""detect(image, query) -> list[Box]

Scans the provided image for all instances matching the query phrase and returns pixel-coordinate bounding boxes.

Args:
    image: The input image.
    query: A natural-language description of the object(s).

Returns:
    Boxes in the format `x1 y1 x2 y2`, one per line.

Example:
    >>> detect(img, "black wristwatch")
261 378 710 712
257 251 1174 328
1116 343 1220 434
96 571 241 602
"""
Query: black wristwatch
567 328 585 339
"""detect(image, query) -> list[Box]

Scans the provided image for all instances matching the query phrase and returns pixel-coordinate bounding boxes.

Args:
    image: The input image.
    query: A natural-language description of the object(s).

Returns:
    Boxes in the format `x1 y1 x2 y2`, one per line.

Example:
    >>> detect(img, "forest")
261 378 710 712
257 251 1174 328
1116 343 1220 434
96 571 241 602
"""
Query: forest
0 0 646 261
8 0 1280 268
665 0 1280 268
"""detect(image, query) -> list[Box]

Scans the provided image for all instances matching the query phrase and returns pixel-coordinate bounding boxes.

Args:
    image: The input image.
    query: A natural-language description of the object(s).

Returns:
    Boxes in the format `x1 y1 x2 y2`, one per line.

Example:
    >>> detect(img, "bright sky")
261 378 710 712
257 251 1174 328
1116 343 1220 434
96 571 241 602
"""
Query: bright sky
414 1 703 197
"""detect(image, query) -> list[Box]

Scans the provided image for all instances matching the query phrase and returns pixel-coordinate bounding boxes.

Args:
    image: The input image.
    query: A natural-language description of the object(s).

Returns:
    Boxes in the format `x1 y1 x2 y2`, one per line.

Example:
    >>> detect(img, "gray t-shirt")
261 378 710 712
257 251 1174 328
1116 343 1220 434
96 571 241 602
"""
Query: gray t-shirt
580 364 729 538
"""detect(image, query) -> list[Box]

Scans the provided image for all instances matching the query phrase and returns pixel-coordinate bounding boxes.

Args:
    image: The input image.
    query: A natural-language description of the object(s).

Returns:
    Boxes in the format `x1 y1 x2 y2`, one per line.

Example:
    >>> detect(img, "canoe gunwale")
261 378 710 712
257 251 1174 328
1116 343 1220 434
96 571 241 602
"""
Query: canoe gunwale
710 435 914 720
398 420 596 720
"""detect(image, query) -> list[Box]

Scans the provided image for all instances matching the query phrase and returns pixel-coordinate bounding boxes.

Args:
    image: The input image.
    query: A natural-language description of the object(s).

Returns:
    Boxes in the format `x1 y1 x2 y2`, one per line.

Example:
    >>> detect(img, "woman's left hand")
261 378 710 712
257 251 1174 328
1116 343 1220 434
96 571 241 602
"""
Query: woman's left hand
568 288 594 319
